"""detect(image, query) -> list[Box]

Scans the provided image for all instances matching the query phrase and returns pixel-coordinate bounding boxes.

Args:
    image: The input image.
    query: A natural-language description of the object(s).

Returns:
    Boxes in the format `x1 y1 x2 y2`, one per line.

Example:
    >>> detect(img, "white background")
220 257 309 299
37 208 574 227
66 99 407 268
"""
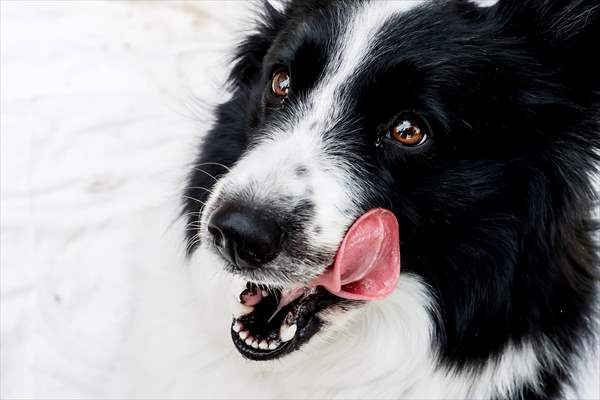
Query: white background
1 1 598 398
1 1 250 396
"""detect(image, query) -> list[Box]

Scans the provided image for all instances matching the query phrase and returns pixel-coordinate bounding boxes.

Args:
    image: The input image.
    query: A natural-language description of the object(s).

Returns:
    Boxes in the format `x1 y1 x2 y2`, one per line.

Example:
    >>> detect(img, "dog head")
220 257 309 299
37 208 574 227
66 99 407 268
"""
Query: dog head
184 0 599 364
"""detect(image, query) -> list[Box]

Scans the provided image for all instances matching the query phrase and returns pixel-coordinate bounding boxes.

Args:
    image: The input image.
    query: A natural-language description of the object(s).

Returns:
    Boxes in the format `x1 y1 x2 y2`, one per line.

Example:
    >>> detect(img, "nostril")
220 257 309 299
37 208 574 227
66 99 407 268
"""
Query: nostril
208 225 225 248
207 221 237 267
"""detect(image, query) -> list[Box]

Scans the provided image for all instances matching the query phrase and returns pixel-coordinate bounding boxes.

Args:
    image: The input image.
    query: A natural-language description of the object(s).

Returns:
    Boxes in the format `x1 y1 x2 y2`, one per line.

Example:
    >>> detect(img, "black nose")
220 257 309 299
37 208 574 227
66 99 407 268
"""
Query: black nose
207 203 282 270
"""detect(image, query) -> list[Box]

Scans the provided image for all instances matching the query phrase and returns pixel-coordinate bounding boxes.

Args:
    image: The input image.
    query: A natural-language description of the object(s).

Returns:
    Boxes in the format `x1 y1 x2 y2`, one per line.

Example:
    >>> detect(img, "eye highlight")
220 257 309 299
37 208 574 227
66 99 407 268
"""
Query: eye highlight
271 69 291 97
388 114 429 147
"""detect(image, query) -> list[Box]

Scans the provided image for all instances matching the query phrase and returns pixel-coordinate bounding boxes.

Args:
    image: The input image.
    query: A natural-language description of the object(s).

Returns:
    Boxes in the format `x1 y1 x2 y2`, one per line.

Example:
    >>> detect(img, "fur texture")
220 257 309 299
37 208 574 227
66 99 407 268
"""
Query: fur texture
182 0 600 398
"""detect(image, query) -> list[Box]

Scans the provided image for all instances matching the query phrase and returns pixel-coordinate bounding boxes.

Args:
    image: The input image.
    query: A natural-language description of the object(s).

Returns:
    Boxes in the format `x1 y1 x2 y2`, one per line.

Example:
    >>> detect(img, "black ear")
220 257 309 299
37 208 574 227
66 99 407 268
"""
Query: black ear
228 1 286 89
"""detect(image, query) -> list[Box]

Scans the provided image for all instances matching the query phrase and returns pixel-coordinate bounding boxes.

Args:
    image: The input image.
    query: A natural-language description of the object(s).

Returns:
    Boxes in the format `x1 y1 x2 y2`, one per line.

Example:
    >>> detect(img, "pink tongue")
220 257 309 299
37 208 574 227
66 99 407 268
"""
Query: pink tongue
311 208 400 300
276 209 400 310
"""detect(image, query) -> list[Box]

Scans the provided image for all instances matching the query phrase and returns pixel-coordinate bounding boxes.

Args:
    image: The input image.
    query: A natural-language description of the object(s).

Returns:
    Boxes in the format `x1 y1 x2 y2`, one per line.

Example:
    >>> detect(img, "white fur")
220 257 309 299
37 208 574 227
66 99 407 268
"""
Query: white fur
206 121 353 251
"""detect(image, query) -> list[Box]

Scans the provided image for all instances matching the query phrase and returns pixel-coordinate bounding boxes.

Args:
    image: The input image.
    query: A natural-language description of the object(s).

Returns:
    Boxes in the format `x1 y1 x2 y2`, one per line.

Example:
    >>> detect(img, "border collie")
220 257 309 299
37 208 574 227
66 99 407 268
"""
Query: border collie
182 0 599 398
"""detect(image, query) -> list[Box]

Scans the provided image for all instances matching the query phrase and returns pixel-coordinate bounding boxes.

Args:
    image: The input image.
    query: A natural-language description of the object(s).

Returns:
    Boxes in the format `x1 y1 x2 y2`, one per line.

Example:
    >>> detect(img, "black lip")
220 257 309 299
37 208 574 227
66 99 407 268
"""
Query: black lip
231 328 294 360
230 286 344 361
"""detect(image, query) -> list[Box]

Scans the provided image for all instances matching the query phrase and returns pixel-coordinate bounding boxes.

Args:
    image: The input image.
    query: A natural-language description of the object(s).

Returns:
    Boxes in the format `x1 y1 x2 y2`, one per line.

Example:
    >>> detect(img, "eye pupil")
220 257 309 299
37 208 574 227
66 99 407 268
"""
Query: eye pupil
390 118 426 146
272 70 290 97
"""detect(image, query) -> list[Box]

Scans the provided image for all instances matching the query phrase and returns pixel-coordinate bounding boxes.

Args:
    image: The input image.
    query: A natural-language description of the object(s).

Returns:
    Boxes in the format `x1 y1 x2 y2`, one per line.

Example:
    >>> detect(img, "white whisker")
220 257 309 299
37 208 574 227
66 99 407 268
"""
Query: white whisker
182 195 209 207
195 161 232 173
192 167 220 183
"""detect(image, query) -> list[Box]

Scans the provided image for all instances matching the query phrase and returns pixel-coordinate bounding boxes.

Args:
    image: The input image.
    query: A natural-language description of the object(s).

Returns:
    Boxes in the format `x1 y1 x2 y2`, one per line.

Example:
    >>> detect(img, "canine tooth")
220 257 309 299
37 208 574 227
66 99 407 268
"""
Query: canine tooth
239 330 249 340
259 340 268 350
268 341 279 350
232 321 243 333
235 303 254 317
261 290 269 297
279 323 297 342
245 336 254 346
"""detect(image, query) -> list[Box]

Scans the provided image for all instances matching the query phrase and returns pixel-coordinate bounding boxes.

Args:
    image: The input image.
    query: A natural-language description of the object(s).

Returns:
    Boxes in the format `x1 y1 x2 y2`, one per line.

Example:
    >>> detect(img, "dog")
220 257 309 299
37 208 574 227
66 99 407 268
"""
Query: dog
181 0 600 398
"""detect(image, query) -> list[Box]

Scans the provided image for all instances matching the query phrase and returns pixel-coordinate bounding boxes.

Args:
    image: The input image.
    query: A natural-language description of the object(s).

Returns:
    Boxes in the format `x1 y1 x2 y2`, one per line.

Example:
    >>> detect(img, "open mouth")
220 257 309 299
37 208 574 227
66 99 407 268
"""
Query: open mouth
227 209 401 360
231 282 342 360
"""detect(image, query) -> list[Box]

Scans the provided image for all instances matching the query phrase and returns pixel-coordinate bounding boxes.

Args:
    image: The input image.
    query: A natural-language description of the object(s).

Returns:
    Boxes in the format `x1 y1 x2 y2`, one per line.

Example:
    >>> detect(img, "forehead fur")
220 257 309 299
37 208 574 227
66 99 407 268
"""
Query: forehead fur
260 1 427 127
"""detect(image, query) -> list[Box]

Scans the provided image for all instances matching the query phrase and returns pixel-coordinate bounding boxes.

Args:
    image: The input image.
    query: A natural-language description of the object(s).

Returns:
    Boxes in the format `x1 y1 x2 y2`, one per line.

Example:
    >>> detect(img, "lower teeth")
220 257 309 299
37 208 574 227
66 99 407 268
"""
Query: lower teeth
234 323 283 351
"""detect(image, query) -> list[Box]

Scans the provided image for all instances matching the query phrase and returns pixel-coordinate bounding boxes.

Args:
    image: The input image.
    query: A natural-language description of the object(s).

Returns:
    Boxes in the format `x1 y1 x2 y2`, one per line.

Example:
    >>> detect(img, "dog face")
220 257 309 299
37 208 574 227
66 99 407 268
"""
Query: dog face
184 0 600 367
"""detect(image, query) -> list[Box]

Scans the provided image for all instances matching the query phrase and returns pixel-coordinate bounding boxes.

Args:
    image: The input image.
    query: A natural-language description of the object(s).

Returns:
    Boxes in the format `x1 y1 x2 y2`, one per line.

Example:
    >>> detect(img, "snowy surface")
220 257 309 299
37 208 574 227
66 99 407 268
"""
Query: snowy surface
1 1 250 397
1 1 598 399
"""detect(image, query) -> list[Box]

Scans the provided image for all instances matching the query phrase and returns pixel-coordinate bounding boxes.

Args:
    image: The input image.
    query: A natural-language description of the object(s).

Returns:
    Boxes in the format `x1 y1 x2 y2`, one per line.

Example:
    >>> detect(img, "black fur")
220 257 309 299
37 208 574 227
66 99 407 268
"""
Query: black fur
184 0 600 398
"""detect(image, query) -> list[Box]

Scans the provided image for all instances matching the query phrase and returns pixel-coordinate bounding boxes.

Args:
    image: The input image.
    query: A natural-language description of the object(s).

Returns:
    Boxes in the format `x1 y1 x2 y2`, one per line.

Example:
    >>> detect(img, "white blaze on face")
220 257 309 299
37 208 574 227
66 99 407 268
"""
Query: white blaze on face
309 0 424 128
202 1 424 249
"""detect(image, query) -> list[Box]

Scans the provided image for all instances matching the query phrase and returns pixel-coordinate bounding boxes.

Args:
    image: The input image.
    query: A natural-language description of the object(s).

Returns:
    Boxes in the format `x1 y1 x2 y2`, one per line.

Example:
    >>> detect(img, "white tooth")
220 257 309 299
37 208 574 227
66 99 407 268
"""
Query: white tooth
232 321 243 333
239 330 249 340
235 303 254 317
259 340 268 350
245 336 254 346
279 323 297 342
268 341 279 350
251 340 259 349
261 290 268 297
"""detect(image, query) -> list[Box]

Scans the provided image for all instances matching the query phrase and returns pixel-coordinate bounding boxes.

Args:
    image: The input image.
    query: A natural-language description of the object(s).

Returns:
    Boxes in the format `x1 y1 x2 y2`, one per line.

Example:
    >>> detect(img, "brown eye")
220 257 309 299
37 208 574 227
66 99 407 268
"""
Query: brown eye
271 69 290 97
390 118 427 147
